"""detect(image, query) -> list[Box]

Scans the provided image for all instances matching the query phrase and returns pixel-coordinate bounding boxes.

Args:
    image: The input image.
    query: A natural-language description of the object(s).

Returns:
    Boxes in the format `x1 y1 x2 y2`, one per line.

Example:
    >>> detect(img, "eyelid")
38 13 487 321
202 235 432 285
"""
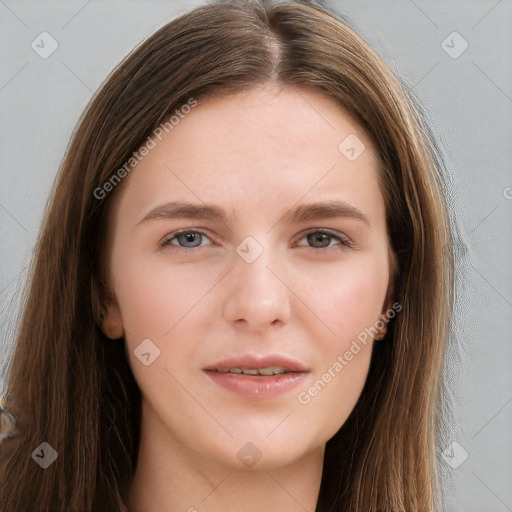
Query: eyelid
296 228 354 249
160 228 214 249
160 227 354 252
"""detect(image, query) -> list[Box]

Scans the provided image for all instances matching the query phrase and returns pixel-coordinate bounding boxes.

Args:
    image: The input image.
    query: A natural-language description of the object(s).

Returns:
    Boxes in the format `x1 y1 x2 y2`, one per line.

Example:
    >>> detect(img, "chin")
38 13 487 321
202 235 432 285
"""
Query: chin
202 426 325 472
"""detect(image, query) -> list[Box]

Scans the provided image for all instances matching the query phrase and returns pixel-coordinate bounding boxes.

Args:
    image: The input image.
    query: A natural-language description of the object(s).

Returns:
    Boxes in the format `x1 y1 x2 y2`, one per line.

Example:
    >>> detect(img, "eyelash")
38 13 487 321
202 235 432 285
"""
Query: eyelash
159 228 354 253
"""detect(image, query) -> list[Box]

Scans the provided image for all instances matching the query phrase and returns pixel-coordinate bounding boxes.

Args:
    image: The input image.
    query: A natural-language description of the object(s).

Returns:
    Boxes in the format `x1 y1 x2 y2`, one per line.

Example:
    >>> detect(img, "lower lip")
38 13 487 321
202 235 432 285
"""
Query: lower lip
205 370 307 398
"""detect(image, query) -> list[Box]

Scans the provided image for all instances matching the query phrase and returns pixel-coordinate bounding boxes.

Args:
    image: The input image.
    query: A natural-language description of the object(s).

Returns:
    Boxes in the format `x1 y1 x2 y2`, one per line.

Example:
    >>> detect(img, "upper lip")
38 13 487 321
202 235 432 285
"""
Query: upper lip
205 354 309 373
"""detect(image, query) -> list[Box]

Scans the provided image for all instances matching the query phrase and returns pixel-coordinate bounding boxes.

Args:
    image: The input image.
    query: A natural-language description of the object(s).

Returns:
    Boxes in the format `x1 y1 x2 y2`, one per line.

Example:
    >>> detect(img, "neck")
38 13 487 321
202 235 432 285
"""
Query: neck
126 406 324 512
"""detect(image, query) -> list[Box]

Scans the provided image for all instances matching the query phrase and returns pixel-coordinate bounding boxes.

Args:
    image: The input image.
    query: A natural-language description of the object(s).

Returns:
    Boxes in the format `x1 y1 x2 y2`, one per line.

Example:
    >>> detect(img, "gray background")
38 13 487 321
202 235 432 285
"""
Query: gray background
1 1 511 511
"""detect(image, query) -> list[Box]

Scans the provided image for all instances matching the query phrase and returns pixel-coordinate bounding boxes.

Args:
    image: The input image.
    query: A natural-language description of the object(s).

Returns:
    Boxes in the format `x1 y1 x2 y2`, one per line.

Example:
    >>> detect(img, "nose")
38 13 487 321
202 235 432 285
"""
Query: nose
222 244 291 333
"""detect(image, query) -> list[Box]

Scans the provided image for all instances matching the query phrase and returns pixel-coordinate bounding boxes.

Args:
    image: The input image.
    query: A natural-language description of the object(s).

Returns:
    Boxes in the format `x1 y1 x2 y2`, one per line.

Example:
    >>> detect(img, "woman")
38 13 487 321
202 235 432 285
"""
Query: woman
0 0 453 510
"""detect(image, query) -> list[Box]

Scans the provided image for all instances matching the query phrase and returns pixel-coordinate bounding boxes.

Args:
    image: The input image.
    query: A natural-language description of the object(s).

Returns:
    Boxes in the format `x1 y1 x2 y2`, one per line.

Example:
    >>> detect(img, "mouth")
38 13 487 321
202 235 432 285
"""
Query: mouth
211 366 300 376
204 355 309 398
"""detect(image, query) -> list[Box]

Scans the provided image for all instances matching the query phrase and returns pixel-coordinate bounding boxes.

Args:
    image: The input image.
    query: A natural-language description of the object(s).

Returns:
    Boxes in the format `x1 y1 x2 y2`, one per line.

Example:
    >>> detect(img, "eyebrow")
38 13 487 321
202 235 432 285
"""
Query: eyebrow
139 200 371 227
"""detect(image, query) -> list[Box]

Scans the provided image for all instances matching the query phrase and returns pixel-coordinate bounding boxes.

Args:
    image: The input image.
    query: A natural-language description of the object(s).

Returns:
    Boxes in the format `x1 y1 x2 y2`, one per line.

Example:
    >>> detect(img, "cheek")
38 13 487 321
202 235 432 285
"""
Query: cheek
288 254 389 430
292 254 387 424
110 258 208 408
302 253 389 349
111 255 211 341
110 255 221 396
294 265 384 439
296 341 373 445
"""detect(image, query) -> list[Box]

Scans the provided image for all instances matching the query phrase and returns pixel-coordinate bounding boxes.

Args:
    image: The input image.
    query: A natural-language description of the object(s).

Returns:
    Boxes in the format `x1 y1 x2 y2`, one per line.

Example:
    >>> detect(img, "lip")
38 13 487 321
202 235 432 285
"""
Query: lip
204 354 309 399
206 354 309 373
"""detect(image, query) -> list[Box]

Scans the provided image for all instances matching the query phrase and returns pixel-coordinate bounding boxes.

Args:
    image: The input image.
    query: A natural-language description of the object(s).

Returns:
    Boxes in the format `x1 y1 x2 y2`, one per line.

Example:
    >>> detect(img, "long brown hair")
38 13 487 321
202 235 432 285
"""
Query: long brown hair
0 1 453 510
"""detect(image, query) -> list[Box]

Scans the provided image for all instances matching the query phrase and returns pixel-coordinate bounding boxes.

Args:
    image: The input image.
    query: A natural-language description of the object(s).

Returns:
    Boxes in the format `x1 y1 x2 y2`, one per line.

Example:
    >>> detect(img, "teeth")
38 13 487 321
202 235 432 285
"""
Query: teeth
241 368 259 375
217 366 290 375
259 367 287 375
257 367 275 376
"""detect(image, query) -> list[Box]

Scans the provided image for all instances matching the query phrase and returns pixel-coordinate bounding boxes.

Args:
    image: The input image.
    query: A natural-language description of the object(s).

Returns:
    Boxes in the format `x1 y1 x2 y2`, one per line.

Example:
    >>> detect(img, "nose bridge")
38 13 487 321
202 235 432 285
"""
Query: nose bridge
236 244 277 295
222 235 291 329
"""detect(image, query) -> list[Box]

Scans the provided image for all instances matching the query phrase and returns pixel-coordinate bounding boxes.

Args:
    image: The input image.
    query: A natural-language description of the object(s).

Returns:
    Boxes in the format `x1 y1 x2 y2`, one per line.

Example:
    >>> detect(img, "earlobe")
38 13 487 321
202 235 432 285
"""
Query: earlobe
375 293 394 341
101 301 124 339
92 277 124 339
374 318 388 341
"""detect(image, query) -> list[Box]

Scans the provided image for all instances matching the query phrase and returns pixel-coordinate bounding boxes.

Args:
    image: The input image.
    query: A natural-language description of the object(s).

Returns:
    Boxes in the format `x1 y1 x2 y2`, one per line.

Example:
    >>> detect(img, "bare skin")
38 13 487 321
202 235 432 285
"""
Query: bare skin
102 84 392 511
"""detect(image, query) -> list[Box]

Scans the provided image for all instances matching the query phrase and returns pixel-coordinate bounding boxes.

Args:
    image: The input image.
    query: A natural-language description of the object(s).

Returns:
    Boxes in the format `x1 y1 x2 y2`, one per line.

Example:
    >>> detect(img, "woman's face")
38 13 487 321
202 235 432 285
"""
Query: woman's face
104 84 392 471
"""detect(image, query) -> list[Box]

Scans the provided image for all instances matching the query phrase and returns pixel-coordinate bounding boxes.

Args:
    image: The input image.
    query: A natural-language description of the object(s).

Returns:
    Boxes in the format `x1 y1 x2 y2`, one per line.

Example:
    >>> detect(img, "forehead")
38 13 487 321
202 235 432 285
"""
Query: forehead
110 84 383 227
166 85 375 166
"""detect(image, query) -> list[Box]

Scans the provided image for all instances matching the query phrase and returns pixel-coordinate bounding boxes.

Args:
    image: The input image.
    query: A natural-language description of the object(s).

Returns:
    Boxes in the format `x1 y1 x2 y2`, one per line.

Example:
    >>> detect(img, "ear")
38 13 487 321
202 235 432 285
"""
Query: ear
375 249 397 341
374 315 388 341
92 277 124 340
374 294 394 341
101 299 125 340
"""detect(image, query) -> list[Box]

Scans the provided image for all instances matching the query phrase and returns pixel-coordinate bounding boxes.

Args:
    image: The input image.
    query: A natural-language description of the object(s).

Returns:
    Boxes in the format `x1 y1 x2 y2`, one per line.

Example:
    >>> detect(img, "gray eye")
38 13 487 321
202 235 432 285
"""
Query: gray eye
307 232 334 248
175 232 204 248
